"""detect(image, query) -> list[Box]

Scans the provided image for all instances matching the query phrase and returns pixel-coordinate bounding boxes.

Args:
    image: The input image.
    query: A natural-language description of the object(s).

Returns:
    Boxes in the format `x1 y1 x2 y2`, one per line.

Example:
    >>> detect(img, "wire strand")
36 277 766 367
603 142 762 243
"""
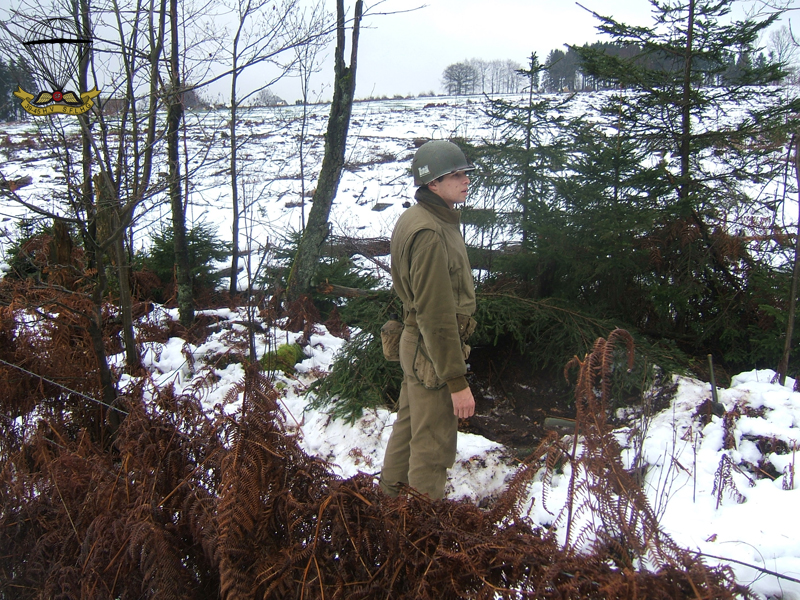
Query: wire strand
0 357 128 415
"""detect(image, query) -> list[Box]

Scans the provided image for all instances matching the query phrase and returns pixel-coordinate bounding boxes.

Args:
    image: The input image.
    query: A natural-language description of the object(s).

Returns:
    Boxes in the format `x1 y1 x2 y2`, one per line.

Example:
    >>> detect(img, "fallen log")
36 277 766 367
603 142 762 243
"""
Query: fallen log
316 282 380 298
323 235 521 271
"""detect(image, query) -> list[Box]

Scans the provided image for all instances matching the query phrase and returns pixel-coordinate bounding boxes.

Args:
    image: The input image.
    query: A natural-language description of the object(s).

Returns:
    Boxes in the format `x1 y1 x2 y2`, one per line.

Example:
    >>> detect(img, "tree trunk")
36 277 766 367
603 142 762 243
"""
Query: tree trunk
285 0 362 303
79 0 141 371
86 238 122 445
114 235 140 370
167 0 193 326
95 172 141 371
777 134 800 386
228 36 240 294
679 0 695 206
76 0 123 441
76 0 93 251
522 54 534 250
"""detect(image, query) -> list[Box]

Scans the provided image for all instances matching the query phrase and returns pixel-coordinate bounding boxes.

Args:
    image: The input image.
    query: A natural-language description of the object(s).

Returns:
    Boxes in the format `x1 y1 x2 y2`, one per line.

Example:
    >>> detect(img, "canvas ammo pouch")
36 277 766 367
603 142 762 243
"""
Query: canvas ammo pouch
412 336 447 390
411 315 478 390
457 314 477 343
380 319 404 362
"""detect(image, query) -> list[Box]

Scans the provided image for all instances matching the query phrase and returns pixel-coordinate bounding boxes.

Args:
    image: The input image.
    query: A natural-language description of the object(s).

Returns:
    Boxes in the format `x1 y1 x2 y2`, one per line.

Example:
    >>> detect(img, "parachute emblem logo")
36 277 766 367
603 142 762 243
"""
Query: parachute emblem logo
13 17 100 116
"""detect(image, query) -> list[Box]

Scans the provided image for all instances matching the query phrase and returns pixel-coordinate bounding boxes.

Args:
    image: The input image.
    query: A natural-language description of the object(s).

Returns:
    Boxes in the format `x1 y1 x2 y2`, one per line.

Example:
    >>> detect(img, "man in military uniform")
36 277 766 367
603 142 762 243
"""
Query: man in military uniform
379 140 477 500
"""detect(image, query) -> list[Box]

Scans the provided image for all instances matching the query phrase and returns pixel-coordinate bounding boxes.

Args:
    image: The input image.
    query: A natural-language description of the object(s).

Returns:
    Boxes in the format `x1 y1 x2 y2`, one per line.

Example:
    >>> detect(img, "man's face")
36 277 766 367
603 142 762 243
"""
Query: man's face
427 170 470 208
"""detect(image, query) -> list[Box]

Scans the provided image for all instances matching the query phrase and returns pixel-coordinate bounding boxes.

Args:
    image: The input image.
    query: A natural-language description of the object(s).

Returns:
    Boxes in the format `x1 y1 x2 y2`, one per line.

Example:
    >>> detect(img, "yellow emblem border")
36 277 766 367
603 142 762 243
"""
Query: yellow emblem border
14 86 101 116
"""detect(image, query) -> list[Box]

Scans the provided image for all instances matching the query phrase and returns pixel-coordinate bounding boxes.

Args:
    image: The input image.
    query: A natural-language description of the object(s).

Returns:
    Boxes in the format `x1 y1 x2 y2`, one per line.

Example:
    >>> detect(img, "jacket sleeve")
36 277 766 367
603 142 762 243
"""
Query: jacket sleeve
407 229 468 393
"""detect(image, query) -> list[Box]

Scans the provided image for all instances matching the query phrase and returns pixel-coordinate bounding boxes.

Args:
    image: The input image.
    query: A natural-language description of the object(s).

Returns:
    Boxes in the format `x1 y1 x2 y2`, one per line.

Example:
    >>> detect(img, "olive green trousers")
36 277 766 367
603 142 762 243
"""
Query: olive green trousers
379 328 458 500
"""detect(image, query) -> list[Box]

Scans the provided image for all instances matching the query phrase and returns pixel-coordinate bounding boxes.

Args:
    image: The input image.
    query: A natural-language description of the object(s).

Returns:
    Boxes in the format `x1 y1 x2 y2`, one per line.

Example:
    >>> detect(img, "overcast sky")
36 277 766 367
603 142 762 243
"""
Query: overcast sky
256 0 782 103
0 0 784 104
344 0 655 99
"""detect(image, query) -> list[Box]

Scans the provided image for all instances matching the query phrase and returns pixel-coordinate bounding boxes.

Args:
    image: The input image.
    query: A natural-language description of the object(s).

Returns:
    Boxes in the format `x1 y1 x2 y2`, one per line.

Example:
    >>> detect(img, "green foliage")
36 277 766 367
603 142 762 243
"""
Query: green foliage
466 1 800 377
710 264 794 369
544 47 581 92
0 58 12 122
473 292 612 369
261 231 382 319
308 285 688 419
134 222 229 301
467 85 575 297
307 329 403 423
336 288 401 328
307 291 402 423
4 218 50 279
567 1 797 369
473 290 685 408
310 256 382 318
261 343 305 375
0 57 36 121
313 255 381 291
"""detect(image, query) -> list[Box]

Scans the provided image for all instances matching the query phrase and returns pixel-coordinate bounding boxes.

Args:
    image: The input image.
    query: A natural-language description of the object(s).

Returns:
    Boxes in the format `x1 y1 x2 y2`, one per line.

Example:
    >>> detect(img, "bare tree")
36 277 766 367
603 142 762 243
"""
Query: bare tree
443 58 521 95
214 0 329 294
441 61 477 95
0 0 178 436
769 25 799 82
286 0 363 303
468 58 488 93
250 87 286 106
488 59 505 94
165 0 194 326
504 59 523 93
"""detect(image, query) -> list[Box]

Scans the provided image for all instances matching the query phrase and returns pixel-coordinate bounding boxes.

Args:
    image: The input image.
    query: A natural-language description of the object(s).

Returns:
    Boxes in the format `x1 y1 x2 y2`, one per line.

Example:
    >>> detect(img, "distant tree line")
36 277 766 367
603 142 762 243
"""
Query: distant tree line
441 58 524 95
443 23 797 95
543 41 784 92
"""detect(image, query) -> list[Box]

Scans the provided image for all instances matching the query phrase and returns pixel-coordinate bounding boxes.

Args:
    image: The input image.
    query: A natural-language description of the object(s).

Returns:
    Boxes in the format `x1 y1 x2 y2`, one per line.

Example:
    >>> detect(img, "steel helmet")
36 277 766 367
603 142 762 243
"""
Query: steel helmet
411 140 475 186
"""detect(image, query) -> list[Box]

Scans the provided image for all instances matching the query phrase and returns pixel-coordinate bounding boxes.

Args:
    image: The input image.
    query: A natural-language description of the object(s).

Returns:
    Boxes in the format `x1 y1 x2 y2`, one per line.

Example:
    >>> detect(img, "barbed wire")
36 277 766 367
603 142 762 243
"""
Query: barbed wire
0 356 128 415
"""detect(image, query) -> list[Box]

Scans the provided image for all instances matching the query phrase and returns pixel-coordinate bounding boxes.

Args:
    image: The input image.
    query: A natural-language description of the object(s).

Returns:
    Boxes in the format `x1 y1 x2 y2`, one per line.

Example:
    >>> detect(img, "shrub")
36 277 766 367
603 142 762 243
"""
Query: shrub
310 256 382 318
473 289 687 410
3 219 82 282
258 232 381 319
307 290 402 422
134 222 229 302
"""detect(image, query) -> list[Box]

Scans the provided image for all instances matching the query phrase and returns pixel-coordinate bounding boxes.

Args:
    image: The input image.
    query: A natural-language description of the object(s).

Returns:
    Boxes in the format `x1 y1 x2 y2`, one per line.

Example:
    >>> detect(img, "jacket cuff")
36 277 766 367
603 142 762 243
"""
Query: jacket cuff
445 376 469 394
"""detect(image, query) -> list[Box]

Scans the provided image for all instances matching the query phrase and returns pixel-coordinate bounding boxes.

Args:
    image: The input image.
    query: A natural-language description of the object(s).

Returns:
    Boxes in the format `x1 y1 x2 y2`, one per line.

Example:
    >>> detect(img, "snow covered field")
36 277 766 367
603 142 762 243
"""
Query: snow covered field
3 92 800 597
0 95 494 263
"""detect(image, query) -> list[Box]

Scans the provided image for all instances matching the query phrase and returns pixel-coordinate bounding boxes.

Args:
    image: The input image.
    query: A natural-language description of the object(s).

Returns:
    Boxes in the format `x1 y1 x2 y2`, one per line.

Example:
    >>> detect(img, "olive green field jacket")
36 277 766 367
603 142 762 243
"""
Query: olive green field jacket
390 187 476 393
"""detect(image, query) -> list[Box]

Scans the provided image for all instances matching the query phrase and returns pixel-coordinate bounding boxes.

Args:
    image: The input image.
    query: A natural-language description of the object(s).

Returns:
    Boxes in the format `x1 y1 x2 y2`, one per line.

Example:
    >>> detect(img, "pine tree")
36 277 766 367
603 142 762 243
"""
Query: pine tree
0 59 11 121
572 0 800 361
472 53 571 295
553 109 668 316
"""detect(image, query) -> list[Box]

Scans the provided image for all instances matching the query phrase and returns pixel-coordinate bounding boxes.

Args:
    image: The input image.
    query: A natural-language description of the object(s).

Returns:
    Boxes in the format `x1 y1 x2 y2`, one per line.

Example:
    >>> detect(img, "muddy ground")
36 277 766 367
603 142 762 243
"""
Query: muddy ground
460 344 577 457
462 342 693 460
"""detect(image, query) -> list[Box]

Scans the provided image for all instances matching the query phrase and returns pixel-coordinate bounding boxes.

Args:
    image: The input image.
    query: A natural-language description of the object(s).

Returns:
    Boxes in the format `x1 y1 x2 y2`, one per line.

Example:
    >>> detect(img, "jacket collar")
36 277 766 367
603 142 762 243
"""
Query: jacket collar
414 187 461 224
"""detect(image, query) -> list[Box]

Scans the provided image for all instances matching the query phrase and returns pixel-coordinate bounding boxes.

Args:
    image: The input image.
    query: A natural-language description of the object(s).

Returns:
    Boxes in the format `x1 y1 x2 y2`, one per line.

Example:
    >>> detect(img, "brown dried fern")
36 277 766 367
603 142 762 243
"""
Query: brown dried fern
713 454 754 509
554 328 744 596
1 299 750 599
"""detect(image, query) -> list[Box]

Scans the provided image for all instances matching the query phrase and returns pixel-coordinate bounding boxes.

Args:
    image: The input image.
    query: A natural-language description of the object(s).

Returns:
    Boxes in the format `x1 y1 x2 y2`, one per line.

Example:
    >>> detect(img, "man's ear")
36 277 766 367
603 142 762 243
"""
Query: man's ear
427 180 439 194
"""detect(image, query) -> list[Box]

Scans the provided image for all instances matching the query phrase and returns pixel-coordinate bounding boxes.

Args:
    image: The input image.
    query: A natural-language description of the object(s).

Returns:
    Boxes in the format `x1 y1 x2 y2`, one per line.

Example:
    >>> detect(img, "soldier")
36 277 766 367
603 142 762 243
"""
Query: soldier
379 140 477 500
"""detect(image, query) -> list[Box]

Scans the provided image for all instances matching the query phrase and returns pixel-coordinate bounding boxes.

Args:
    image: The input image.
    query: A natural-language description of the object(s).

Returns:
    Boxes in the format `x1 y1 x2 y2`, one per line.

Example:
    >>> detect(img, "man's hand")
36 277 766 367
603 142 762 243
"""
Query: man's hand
451 387 475 419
